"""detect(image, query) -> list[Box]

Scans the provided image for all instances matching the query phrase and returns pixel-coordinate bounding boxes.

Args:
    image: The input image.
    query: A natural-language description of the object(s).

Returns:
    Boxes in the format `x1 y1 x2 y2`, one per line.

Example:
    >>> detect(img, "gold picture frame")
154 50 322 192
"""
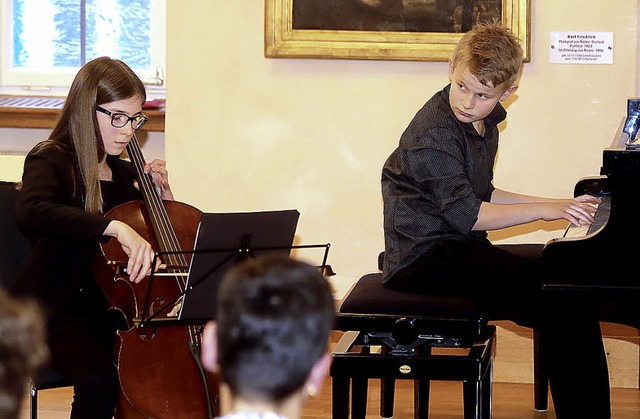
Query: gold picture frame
265 0 531 62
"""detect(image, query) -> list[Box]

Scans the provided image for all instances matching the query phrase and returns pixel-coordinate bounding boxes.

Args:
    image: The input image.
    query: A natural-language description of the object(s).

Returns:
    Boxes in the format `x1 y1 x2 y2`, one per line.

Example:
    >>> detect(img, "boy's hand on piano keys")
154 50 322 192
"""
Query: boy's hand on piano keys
542 194 601 227
567 194 602 227
574 194 602 206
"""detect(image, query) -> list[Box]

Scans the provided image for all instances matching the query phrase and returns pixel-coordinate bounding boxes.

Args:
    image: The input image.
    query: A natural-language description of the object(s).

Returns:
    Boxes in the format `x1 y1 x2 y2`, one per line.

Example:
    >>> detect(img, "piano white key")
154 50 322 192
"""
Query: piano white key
564 224 589 238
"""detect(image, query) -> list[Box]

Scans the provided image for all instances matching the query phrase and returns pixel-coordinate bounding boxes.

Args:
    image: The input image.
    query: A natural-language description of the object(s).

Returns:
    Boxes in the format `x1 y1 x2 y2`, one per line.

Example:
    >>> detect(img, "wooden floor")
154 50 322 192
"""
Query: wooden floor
19 379 640 418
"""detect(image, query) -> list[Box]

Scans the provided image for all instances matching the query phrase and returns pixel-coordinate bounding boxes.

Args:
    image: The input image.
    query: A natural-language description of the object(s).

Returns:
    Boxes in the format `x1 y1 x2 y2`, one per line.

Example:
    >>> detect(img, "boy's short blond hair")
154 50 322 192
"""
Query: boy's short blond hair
450 22 523 88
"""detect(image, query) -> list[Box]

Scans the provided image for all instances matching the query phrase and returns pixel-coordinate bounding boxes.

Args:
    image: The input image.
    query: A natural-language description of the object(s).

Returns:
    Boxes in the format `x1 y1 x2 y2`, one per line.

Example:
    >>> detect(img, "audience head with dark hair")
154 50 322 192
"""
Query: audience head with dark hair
0 288 47 419
201 255 335 419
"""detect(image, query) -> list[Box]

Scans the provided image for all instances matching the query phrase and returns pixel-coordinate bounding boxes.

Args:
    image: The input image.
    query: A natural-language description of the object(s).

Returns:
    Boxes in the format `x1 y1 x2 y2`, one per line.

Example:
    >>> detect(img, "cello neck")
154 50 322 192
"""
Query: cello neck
125 134 185 267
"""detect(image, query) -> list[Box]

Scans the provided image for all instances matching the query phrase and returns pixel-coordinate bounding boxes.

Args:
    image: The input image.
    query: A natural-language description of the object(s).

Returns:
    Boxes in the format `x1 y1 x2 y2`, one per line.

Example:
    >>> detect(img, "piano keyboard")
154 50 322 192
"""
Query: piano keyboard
564 195 611 238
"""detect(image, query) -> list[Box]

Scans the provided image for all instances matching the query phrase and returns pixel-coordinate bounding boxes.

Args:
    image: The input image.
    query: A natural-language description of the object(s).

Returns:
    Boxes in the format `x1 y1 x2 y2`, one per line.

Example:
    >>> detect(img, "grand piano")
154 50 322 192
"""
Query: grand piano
542 98 640 293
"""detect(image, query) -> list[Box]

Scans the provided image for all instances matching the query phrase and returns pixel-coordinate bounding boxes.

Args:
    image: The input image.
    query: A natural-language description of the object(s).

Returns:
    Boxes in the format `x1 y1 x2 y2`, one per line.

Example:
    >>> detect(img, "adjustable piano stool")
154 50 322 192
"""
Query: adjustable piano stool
331 273 496 419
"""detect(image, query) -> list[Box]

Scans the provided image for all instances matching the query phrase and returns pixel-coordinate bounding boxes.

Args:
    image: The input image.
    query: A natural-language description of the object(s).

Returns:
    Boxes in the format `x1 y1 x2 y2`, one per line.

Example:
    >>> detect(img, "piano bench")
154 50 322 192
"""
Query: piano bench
331 273 495 419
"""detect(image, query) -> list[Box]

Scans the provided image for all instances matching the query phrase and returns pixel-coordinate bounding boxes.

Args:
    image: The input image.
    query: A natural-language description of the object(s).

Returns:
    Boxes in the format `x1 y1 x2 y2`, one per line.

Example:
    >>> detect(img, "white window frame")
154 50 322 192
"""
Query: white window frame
0 0 166 97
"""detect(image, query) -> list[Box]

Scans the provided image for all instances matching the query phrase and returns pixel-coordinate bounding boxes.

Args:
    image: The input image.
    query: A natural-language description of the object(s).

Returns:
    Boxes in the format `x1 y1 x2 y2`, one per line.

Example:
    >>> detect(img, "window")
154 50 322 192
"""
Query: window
0 0 166 96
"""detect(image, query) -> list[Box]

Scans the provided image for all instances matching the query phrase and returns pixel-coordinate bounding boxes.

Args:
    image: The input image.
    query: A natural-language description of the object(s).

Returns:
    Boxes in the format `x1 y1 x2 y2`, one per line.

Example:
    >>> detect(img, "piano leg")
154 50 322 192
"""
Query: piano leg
533 329 549 412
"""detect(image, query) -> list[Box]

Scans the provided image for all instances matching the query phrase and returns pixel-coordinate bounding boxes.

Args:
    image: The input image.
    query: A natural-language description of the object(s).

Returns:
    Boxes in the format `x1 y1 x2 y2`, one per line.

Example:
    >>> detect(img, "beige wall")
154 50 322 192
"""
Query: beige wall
166 1 638 297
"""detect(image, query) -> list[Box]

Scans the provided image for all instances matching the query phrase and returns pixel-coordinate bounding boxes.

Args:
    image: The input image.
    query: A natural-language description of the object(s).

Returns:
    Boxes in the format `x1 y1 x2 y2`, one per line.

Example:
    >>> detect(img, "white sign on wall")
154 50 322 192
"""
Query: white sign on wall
549 32 614 64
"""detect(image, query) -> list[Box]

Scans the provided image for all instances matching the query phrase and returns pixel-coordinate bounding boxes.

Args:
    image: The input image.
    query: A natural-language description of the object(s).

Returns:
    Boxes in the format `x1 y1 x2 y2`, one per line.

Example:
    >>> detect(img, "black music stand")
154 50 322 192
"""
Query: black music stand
137 210 331 327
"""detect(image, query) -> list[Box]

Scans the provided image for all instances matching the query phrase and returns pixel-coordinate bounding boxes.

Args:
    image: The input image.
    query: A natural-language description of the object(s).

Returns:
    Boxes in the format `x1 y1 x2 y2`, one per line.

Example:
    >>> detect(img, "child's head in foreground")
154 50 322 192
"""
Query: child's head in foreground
208 255 335 406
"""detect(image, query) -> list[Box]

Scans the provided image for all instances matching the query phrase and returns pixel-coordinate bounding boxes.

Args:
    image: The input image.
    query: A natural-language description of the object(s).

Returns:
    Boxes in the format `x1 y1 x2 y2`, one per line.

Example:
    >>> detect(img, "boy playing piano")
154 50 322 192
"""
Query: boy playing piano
381 22 610 418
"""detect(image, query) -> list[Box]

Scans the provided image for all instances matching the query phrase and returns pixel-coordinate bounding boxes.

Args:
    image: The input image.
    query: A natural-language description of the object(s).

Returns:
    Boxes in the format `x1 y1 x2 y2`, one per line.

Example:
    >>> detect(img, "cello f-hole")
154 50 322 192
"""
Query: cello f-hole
149 297 166 317
137 328 157 342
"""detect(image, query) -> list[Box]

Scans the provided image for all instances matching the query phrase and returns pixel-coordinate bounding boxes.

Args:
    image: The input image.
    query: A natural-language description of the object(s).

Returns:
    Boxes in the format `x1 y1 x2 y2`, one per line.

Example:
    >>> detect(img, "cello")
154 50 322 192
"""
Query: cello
92 134 219 418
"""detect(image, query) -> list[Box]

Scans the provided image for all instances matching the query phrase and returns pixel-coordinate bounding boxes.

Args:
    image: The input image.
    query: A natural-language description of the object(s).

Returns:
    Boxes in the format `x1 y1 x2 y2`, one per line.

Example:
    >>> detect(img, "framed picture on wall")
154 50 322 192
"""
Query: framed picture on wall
264 0 531 62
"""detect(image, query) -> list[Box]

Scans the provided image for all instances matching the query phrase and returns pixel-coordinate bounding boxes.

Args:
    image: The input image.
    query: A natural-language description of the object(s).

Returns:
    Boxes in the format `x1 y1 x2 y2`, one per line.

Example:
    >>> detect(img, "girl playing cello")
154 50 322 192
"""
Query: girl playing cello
13 57 172 419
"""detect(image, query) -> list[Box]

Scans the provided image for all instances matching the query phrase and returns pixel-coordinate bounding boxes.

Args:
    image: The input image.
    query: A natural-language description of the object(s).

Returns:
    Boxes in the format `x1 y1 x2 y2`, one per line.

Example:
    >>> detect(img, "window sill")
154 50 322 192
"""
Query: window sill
0 96 165 132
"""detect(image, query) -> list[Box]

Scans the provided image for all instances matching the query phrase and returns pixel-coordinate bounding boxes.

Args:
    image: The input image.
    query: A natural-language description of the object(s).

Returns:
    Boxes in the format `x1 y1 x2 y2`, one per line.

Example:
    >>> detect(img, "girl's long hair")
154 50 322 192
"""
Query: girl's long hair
46 57 146 213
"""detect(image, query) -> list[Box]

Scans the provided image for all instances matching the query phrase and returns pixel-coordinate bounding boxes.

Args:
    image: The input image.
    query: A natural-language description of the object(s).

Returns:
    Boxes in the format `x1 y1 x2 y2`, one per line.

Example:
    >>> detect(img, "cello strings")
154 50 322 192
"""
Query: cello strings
127 135 176 253
127 135 189 290
129 137 175 257
127 136 200 341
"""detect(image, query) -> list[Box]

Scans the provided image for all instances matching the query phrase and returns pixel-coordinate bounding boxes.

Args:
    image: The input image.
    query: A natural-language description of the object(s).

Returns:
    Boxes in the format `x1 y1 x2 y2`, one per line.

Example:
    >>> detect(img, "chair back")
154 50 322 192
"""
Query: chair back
0 181 30 290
